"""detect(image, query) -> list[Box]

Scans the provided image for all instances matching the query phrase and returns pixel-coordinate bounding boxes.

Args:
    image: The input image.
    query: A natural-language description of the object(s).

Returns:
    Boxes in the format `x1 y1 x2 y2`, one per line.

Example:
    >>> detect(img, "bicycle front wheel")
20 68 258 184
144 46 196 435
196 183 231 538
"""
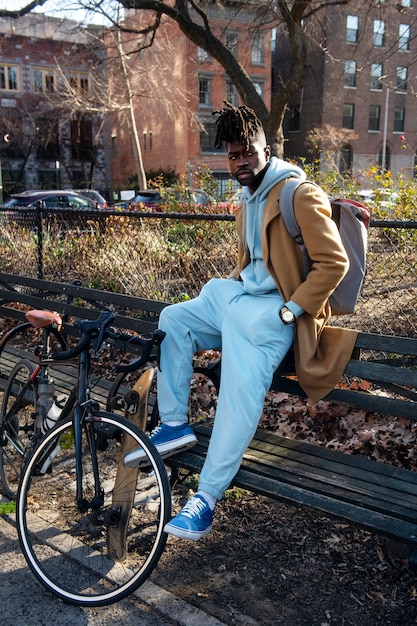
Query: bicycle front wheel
0 359 37 499
17 411 171 606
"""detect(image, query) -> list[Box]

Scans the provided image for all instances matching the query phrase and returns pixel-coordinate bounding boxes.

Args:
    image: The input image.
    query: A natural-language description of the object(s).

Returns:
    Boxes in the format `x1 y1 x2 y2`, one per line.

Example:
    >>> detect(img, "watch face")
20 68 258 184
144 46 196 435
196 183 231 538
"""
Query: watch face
281 308 295 323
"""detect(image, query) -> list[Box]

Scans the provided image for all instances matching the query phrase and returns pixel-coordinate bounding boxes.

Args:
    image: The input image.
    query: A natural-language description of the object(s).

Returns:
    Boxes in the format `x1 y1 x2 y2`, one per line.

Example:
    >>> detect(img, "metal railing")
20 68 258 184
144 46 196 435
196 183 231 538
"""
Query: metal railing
1 206 416 337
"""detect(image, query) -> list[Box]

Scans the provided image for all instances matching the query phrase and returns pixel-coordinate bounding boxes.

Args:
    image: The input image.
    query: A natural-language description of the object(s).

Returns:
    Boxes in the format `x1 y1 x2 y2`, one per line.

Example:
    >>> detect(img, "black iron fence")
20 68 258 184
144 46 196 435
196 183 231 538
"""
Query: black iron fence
1 206 416 337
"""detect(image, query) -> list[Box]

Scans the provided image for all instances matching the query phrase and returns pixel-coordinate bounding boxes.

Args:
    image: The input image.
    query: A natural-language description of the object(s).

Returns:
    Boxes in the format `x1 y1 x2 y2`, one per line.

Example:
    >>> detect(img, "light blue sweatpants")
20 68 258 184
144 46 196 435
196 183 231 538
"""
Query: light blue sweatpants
157 278 294 500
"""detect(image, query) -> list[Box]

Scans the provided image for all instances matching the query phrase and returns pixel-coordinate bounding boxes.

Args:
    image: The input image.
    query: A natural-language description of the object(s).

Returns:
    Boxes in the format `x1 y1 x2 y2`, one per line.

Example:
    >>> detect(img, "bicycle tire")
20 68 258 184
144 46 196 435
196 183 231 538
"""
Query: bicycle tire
17 411 171 607
0 359 37 499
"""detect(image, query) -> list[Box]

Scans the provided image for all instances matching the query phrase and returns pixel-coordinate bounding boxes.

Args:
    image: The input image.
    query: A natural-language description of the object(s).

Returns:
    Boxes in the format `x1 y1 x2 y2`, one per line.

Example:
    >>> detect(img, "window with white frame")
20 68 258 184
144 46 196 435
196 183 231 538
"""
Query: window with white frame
396 66 408 90
225 80 238 106
225 32 238 55
344 60 357 87
371 63 383 90
346 15 359 43
197 47 211 63
0 63 19 91
373 20 385 47
253 81 264 97
251 35 264 65
399 24 411 50
199 76 212 107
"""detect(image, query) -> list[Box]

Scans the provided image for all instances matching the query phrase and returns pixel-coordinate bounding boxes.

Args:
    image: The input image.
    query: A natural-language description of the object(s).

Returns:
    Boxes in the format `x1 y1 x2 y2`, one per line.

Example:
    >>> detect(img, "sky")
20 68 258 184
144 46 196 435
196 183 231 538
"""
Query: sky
0 0 117 25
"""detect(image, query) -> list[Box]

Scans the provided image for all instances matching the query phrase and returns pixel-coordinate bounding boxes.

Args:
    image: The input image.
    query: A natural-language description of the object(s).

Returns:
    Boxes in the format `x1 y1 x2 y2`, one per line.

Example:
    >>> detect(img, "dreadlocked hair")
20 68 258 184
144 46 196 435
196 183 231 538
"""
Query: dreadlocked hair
213 100 264 150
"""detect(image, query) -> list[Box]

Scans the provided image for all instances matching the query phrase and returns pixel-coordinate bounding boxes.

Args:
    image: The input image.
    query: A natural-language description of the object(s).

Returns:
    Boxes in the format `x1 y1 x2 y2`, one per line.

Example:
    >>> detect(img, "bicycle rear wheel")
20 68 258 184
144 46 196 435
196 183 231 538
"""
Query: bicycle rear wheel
0 321 67 381
0 359 37 499
17 411 171 606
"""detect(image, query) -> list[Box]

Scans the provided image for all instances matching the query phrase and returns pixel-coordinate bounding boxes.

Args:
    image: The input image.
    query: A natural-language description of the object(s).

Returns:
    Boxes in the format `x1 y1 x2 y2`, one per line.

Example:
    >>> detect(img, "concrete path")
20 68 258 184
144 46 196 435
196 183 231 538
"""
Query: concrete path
0 513 226 626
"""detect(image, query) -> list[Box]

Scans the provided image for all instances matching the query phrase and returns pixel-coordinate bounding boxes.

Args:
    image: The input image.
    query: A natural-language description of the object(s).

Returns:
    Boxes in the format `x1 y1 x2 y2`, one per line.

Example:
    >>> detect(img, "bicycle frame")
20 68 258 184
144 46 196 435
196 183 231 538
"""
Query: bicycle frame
72 344 103 512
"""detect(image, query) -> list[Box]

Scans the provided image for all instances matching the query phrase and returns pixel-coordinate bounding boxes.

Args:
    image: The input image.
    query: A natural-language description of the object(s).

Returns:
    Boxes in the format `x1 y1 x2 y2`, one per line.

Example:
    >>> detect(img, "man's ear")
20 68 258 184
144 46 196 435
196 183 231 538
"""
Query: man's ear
265 145 271 160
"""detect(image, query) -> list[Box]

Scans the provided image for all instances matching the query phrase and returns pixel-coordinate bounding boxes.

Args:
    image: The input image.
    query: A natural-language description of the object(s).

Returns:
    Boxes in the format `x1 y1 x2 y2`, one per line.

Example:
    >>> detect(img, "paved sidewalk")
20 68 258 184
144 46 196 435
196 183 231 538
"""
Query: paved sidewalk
0 513 226 626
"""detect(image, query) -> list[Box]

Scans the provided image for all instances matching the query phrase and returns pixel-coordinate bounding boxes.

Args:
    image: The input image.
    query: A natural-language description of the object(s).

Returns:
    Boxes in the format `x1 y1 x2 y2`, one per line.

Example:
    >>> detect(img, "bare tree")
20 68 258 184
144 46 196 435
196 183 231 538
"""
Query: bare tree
5 0 417 159
0 0 314 156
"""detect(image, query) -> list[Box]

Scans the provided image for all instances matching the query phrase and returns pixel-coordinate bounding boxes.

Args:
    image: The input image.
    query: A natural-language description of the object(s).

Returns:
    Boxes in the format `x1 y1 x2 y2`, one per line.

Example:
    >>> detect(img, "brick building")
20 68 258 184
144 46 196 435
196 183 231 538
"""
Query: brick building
0 14 110 200
276 0 417 182
109 5 272 195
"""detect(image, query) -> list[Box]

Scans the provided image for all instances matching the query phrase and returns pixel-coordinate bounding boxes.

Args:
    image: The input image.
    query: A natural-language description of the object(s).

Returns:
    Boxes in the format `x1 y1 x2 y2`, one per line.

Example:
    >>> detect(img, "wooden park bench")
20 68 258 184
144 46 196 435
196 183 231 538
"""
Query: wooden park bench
1 271 417 564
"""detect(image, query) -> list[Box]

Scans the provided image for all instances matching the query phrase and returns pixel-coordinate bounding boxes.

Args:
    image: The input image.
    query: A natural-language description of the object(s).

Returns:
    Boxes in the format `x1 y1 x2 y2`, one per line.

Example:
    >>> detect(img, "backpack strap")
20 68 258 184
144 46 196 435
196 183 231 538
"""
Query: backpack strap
279 178 310 278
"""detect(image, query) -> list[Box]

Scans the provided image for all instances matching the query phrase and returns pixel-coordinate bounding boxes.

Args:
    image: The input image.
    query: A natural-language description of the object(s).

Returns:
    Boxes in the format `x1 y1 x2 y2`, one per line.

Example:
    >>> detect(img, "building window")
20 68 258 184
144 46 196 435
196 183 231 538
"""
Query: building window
393 107 405 132
371 63 383 90
271 27 277 53
289 105 300 131
252 81 264 97
197 47 211 63
225 32 238 55
373 20 385 47
369 104 381 131
340 145 353 176
69 70 90 94
400 0 411 5
70 116 93 160
0 63 19 91
225 80 238 106
399 24 411 50
199 77 211 107
396 66 408 91
346 15 359 43
36 119 59 160
342 103 355 129
251 36 264 65
344 60 357 87
200 120 223 153
33 67 55 94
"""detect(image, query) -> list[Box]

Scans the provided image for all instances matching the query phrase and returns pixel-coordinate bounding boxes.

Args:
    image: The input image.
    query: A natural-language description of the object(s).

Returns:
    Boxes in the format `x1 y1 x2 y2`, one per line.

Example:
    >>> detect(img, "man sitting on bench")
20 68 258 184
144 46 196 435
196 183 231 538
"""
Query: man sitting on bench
125 101 357 540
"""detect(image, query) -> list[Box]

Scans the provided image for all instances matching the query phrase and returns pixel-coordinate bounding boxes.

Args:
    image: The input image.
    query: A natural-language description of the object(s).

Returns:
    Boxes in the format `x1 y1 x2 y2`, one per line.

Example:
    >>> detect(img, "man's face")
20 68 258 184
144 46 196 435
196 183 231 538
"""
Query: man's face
227 136 271 193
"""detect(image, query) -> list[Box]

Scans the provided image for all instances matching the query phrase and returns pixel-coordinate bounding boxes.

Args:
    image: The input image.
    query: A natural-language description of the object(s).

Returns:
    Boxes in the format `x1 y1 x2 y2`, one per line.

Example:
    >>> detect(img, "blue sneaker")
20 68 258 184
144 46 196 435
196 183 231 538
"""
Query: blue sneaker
164 494 213 540
124 423 197 468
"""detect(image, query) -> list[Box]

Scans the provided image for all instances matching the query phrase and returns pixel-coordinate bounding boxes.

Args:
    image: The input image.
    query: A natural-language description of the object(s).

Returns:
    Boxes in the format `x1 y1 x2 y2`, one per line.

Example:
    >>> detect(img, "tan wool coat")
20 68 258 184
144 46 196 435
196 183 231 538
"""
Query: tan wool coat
230 179 358 401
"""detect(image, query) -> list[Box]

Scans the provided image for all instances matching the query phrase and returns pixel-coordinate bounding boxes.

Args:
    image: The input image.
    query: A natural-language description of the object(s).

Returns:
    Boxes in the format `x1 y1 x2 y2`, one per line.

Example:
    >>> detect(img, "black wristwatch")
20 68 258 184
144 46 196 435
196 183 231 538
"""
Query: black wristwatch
279 305 295 325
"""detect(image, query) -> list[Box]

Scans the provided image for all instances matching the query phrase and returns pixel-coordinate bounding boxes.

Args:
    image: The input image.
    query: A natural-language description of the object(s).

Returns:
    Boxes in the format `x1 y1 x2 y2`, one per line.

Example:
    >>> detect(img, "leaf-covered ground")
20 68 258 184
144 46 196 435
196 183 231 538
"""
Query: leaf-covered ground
153 363 417 625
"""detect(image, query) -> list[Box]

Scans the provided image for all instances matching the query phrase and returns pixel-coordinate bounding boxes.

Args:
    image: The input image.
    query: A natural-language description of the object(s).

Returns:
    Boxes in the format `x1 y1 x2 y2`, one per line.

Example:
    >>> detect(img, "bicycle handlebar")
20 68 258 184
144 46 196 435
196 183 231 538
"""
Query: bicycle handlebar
50 310 165 367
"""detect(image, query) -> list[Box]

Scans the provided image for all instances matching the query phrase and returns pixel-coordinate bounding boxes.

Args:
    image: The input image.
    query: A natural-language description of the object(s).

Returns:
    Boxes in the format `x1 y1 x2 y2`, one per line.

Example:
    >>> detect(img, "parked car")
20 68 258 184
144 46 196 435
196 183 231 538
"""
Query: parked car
127 188 215 212
5 190 97 211
128 190 164 211
72 189 109 210
4 190 102 232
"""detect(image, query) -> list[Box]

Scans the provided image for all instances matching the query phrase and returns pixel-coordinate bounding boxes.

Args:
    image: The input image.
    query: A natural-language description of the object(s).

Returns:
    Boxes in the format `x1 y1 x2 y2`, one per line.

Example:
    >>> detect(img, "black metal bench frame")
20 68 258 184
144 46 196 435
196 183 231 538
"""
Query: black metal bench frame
1 272 417 561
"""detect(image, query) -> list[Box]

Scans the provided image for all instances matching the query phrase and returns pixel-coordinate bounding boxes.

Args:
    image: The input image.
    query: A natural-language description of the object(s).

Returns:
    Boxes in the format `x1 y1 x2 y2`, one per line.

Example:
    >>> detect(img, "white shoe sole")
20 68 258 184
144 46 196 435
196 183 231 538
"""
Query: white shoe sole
124 434 197 468
163 521 212 541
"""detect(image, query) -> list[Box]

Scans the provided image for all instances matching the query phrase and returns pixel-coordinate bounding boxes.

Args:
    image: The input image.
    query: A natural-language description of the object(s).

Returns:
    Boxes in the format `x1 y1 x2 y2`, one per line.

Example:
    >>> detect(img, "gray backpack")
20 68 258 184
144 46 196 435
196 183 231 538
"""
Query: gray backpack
279 179 370 315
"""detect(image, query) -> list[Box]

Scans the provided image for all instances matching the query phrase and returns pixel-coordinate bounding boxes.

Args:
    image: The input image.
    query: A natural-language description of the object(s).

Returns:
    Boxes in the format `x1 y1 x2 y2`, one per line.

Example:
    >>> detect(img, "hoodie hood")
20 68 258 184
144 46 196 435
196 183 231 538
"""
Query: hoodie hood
238 157 306 296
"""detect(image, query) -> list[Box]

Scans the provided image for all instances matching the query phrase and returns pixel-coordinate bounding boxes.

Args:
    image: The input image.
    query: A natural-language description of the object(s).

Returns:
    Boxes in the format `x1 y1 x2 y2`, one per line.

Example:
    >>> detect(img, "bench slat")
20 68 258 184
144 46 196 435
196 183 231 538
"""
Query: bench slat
168 425 417 547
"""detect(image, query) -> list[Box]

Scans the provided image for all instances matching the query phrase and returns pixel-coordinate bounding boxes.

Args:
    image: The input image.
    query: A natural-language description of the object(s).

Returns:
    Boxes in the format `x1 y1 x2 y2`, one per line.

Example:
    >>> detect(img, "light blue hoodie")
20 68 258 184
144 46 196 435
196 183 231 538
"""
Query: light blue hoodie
240 156 305 303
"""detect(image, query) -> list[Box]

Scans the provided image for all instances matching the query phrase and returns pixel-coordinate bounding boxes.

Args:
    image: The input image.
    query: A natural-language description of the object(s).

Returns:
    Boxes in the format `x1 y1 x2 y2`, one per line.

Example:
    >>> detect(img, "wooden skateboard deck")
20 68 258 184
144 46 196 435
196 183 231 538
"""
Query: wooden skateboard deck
107 366 156 561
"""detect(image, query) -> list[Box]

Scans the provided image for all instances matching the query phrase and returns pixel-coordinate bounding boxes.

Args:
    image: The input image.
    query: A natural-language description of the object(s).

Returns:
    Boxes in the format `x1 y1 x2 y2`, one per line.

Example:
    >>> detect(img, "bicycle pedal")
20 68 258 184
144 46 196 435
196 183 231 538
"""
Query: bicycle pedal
90 506 121 528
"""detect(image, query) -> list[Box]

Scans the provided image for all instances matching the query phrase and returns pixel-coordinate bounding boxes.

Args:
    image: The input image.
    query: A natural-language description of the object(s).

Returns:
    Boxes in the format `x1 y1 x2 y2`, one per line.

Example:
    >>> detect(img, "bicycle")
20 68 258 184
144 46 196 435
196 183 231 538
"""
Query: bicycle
0 309 163 498
0 310 69 499
14 310 171 606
